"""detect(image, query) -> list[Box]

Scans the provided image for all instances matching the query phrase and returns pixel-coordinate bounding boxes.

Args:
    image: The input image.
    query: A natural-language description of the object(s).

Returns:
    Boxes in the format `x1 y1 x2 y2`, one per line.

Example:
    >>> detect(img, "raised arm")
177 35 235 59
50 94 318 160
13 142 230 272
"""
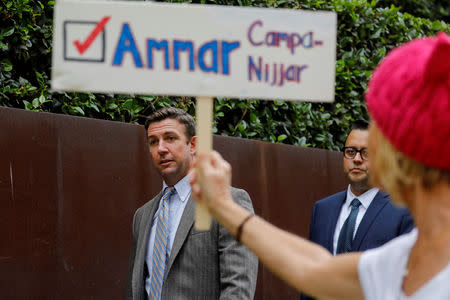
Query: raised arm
191 151 365 300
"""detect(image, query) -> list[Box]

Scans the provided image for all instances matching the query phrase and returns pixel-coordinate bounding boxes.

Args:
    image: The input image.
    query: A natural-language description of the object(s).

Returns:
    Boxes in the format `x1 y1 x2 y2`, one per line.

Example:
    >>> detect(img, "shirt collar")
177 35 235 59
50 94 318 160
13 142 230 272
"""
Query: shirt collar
162 174 191 203
346 185 379 209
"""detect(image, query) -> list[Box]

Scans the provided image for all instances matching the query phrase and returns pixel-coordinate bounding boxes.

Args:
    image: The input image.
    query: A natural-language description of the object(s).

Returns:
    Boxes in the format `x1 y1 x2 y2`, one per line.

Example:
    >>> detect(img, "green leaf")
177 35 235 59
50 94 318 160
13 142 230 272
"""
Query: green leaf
277 134 287 142
108 103 118 110
123 98 134 108
141 96 154 102
1 59 12 72
315 134 327 142
32 98 40 108
72 106 85 116
237 120 247 132
2 27 15 37
23 100 33 110
88 102 100 112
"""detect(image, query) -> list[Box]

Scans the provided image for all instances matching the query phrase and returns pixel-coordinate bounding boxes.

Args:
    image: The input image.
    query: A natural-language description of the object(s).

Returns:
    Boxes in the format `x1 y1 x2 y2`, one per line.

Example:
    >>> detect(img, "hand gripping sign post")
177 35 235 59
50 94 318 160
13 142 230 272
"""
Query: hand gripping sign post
51 0 336 229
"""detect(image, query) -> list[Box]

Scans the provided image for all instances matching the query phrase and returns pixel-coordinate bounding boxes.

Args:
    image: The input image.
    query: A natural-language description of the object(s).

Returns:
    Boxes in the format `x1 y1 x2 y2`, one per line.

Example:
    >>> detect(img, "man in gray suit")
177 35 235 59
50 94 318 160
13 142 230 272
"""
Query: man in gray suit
126 107 258 300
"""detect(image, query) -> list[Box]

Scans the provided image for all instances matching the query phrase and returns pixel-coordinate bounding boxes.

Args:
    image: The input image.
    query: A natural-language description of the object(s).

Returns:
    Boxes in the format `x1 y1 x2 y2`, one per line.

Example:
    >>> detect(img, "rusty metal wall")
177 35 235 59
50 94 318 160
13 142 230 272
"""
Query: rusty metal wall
214 136 348 299
0 106 347 299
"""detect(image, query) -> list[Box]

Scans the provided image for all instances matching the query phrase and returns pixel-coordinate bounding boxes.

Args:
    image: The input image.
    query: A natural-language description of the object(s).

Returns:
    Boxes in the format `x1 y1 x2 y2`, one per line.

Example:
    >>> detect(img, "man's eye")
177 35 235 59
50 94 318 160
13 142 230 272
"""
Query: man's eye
149 140 157 146
347 149 356 155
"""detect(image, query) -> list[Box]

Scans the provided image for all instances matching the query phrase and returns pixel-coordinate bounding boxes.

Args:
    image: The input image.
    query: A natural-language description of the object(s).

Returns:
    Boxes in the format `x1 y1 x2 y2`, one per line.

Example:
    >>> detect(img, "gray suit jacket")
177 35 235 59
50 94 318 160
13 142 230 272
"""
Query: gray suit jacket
126 187 258 300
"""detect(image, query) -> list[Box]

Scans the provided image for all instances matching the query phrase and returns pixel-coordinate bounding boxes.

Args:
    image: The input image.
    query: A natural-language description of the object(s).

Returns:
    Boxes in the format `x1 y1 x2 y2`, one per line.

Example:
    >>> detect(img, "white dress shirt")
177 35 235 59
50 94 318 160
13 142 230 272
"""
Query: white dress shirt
332 185 379 255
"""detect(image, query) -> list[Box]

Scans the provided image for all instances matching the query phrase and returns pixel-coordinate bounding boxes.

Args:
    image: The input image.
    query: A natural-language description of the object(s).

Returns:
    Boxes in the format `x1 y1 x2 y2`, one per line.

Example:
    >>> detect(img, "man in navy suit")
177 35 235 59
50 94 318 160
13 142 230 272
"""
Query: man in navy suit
301 120 414 300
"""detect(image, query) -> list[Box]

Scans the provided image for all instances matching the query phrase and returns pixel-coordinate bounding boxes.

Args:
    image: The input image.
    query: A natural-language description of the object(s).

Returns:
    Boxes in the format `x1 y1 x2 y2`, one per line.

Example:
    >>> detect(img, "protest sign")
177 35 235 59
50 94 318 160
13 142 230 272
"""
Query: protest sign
52 0 337 228
52 0 336 101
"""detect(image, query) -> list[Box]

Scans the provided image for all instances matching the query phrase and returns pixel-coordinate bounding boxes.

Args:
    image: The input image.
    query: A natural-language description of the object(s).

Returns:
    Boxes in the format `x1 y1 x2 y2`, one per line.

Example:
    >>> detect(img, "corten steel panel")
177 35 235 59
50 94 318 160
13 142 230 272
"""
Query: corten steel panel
214 136 348 300
0 107 158 299
1 106 347 299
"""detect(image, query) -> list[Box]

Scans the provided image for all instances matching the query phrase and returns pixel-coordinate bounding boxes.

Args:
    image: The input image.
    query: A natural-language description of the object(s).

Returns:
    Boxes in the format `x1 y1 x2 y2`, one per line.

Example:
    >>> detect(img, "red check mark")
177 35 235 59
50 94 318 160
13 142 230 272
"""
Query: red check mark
73 16 111 55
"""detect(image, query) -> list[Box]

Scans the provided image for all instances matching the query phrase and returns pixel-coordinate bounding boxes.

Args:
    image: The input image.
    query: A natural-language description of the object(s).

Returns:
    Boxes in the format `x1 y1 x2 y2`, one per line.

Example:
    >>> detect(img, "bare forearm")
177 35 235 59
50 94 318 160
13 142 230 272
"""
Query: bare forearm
192 151 363 299
212 197 333 294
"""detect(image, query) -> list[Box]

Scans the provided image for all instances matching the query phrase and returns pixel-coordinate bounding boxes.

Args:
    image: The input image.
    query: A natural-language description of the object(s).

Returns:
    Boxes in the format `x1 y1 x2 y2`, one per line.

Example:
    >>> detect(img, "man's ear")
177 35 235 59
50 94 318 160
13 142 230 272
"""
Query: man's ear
189 136 197 155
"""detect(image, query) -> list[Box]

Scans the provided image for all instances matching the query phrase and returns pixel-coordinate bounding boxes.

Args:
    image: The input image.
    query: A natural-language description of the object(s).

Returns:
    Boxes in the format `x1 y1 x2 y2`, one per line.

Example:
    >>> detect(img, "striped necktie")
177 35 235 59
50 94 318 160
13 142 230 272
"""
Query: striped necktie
149 187 174 300
336 198 361 254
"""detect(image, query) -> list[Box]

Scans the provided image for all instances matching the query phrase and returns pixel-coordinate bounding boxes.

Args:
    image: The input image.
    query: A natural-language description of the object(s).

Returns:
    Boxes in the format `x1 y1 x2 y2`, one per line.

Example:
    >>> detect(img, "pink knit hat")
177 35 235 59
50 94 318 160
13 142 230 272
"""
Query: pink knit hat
366 32 450 170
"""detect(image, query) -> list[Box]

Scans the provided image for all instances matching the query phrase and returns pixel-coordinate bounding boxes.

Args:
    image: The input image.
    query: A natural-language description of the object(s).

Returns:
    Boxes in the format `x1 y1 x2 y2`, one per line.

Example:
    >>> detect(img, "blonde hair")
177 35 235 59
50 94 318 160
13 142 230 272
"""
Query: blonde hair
370 123 450 205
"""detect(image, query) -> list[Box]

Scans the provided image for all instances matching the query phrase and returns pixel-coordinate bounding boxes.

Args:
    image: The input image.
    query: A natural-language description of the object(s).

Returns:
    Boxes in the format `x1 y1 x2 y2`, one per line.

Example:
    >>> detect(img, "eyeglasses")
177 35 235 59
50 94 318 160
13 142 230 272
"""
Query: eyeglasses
342 147 369 160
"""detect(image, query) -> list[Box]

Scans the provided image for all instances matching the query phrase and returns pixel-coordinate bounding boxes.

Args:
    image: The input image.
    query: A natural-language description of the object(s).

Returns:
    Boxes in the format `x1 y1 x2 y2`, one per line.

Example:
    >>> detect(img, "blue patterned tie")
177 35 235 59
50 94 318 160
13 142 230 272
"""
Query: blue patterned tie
336 198 361 254
149 187 174 300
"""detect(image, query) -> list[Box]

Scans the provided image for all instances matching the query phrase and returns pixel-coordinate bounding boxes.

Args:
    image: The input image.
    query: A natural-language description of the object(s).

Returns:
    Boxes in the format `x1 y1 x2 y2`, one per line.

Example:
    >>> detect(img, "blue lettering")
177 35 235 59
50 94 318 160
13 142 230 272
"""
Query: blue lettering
198 41 218 73
248 56 262 81
296 65 308 82
247 20 322 54
147 39 170 69
302 32 313 48
221 41 240 75
173 41 194 71
289 34 302 54
248 56 308 87
286 65 296 81
112 23 143 67
265 32 276 46
247 20 263 46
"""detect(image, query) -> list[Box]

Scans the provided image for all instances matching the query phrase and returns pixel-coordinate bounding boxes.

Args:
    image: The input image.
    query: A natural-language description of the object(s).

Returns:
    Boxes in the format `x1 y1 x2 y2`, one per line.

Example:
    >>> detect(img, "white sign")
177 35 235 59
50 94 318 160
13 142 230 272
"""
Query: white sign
52 0 337 102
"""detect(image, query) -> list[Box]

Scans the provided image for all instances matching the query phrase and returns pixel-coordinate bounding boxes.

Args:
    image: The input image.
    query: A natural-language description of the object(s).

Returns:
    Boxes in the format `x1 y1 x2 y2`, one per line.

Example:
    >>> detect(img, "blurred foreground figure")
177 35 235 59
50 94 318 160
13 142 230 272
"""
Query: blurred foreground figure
191 32 450 300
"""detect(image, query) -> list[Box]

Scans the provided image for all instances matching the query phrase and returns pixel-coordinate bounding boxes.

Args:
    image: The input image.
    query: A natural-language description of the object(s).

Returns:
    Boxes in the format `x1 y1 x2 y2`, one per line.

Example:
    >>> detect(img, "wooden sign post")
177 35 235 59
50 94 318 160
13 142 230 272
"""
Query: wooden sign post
51 0 337 229
195 96 214 229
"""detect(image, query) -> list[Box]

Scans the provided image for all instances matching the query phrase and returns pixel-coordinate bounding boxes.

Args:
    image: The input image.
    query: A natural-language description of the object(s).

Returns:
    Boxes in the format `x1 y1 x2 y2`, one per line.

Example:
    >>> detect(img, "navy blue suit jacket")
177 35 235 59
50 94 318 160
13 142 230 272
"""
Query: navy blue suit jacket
301 190 414 300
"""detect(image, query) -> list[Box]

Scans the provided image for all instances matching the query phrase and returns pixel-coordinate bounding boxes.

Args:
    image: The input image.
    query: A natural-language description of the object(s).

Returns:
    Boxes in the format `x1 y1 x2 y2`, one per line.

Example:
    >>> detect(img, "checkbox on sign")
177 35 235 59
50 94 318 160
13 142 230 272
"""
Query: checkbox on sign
63 17 110 62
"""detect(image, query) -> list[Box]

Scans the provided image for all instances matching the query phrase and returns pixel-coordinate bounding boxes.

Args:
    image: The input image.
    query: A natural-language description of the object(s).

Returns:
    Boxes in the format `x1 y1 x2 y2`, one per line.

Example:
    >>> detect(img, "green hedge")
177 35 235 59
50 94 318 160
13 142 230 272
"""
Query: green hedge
376 0 449 22
1 0 448 150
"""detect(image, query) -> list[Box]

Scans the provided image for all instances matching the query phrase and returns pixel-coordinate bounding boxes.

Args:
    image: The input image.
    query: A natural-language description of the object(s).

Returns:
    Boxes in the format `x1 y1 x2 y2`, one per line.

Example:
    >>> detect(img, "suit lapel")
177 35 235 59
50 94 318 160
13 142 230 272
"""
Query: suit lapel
164 196 195 279
136 191 163 285
325 192 346 253
352 192 389 250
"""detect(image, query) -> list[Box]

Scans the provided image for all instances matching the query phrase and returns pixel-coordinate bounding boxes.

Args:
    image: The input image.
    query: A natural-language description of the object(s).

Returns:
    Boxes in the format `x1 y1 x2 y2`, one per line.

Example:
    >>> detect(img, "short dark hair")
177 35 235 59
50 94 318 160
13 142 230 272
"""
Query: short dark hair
144 107 196 140
344 119 369 146
350 119 369 131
